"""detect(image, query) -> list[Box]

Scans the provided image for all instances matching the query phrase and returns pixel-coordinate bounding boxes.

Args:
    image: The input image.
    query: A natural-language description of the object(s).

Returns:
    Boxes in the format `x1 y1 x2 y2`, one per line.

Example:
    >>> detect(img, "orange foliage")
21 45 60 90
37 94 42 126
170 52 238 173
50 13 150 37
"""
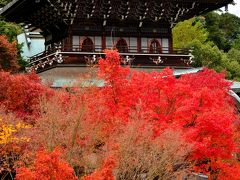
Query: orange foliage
16 148 77 180
0 112 31 179
81 156 115 180
213 160 240 180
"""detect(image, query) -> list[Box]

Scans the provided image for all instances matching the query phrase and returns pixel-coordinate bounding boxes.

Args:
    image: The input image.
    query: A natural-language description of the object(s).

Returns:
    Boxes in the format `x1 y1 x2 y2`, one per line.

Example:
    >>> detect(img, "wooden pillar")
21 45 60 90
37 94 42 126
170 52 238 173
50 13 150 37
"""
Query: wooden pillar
169 31 173 54
137 34 141 53
102 32 106 51
62 28 72 51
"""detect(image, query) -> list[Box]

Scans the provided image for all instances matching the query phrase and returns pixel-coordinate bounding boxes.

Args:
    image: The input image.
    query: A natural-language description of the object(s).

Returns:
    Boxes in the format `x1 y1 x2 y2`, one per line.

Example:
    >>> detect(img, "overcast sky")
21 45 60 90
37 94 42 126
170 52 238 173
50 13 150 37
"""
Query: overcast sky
228 0 240 17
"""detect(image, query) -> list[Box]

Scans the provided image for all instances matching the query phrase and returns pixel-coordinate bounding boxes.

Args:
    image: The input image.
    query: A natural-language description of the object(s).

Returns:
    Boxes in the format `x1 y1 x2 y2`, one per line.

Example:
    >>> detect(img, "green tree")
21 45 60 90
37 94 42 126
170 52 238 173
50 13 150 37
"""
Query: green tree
173 18 208 49
0 20 24 70
173 16 240 80
232 35 240 49
0 0 11 8
227 48 240 63
205 12 240 52
191 42 240 80
173 17 223 70
0 20 22 42
190 40 225 70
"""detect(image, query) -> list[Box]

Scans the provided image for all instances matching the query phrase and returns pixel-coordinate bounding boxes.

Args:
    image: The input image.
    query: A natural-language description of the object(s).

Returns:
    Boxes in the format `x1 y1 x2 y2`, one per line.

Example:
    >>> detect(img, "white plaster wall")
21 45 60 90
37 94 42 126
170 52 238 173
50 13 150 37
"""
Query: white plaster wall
95 36 102 51
113 37 119 45
17 33 45 59
106 36 114 49
141 38 148 53
162 38 169 53
72 36 79 51
130 37 137 52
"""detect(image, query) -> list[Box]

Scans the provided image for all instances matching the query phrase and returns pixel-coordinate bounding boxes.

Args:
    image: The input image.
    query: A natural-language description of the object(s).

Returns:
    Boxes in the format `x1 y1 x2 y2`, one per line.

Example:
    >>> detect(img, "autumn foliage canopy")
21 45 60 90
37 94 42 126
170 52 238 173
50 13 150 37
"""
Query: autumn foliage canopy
0 50 239 179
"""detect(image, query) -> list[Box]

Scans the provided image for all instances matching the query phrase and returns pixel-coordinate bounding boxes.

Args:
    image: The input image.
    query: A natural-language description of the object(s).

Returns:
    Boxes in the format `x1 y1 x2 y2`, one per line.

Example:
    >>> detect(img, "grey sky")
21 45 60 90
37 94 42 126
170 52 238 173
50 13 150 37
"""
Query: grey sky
228 0 240 17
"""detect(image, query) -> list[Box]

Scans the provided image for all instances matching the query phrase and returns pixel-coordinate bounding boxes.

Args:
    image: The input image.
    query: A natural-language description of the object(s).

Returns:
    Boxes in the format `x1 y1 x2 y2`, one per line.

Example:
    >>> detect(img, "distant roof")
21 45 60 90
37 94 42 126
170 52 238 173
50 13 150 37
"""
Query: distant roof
39 66 240 94
38 65 204 88
231 81 240 93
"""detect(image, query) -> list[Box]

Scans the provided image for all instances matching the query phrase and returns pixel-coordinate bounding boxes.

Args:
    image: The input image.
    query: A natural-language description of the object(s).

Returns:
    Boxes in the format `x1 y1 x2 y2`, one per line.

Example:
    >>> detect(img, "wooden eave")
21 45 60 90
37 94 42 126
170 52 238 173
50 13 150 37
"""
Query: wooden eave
0 0 234 32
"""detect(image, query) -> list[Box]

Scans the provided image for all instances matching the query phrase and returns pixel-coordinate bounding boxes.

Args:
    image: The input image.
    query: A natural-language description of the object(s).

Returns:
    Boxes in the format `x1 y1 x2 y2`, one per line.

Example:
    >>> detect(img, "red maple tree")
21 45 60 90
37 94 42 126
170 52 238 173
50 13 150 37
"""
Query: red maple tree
0 71 53 122
0 35 19 72
84 50 240 178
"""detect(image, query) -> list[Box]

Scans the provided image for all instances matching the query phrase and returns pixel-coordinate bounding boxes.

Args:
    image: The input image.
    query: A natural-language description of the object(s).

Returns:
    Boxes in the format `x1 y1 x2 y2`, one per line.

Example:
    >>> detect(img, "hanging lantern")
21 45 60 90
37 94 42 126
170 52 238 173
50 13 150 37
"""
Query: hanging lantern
34 65 39 71
41 62 46 68
49 60 53 66
57 54 64 63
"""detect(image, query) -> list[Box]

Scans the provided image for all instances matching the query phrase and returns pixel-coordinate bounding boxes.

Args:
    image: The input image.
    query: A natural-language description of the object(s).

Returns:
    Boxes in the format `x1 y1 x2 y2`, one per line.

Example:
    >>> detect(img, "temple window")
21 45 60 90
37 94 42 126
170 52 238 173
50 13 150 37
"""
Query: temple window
115 38 128 53
81 37 94 52
149 39 162 53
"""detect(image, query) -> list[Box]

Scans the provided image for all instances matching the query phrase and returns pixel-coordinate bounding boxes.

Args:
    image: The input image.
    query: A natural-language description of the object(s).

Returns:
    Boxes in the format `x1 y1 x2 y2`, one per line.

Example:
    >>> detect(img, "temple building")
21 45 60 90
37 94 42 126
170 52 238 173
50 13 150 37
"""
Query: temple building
0 0 233 77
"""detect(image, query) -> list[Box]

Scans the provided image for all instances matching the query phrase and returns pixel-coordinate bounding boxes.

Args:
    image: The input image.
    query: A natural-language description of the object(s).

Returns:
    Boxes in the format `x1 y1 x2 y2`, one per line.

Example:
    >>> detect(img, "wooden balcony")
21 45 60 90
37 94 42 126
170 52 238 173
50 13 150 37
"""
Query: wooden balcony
26 45 194 73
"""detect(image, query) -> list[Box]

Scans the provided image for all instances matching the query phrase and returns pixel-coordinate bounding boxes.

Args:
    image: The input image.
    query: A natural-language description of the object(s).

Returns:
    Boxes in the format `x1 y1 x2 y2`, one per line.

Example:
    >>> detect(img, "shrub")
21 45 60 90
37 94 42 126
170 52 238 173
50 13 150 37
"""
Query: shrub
16 148 77 180
0 111 31 179
0 71 53 122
